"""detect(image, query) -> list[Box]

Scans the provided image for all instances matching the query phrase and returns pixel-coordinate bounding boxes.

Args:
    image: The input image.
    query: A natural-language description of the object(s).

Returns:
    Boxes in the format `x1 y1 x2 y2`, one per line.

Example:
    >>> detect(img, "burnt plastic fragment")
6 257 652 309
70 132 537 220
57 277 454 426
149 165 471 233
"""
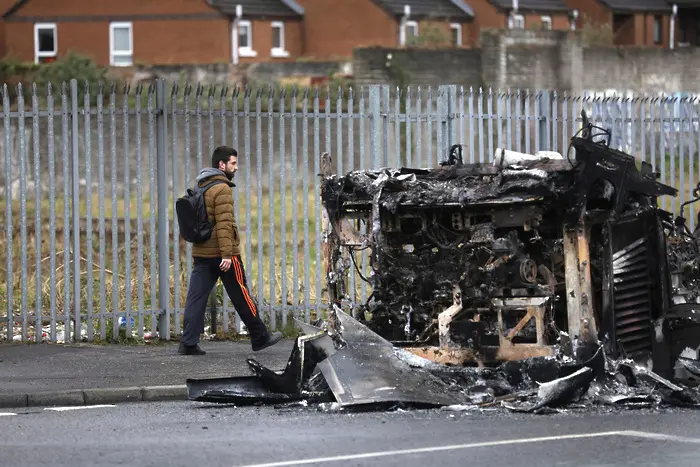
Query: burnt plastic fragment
504 366 596 413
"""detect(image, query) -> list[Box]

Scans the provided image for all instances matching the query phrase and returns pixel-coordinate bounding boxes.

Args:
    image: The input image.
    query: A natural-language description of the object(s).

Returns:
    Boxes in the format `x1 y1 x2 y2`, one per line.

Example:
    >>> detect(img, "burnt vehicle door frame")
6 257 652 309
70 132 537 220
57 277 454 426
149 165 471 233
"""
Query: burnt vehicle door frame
566 112 677 364
601 212 672 359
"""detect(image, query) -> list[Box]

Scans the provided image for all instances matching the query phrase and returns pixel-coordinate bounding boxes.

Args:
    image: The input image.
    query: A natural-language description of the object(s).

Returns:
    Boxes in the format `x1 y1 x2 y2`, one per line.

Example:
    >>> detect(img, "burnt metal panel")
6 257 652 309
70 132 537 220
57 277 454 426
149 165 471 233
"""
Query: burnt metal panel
318 308 462 408
186 375 329 405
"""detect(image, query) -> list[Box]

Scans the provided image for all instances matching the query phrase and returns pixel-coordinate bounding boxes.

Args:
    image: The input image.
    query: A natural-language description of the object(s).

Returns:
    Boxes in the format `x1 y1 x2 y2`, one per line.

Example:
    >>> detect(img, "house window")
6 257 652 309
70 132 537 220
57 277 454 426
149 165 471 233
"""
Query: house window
399 20 419 45
109 22 133 66
510 14 525 29
450 23 462 46
406 20 418 38
405 20 418 43
271 21 289 57
238 20 256 57
34 23 56 64
541 15 552 30
653 16 661 44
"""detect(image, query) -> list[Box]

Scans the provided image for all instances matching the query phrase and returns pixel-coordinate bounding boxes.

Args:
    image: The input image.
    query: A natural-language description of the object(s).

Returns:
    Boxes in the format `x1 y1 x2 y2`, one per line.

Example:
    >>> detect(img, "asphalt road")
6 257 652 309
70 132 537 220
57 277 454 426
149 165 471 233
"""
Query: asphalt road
2 401 700 467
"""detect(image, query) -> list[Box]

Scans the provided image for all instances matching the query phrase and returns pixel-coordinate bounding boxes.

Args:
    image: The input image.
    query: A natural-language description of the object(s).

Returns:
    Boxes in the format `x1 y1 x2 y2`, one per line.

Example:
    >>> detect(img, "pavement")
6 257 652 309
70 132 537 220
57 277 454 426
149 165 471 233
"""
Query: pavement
0 339 295 408
2 401 700 466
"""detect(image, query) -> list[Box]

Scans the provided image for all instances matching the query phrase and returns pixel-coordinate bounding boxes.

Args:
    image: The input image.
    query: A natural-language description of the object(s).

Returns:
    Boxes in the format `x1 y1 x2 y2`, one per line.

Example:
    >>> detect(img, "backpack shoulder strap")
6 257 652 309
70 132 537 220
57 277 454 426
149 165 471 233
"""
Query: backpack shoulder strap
197 179 227 194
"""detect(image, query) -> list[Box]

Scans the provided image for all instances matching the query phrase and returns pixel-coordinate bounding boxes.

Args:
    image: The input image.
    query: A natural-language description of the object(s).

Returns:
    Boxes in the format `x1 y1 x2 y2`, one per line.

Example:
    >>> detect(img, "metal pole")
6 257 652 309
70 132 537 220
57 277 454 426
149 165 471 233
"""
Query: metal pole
156 79 170 339
369 85 381 169
539 91 549 150
71 79 81 342
448 85 457 150
209 289 217 337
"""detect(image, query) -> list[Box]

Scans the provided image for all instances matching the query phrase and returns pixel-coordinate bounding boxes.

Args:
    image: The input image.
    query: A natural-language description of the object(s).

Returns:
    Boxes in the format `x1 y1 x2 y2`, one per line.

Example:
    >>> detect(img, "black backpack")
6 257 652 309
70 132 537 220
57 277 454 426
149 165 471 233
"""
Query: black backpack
176 180 226 244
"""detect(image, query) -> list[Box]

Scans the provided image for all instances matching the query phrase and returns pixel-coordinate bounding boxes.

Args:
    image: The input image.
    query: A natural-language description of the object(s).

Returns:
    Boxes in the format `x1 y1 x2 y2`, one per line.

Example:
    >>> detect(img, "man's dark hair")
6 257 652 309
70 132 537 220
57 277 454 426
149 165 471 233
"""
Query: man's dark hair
212 146 237 168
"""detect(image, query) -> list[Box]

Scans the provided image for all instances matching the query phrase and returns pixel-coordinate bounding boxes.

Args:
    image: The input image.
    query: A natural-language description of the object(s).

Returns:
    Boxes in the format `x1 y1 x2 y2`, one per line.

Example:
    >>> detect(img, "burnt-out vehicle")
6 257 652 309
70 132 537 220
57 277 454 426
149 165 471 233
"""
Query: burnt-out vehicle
320 111 700 381
185 111 700 411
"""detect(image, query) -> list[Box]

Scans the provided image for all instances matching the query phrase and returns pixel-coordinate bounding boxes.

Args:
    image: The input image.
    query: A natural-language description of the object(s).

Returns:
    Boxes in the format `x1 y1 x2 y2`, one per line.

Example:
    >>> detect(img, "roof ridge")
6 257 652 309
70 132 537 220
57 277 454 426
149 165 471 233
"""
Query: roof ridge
3 0 29 19
279 0 304 15
448 0 475 17
371 0 475 18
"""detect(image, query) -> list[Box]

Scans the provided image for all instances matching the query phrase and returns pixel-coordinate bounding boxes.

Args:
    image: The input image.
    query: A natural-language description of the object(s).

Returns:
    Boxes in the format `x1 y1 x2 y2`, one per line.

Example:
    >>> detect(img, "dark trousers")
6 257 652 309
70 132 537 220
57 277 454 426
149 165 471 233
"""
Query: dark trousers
181 256 270 347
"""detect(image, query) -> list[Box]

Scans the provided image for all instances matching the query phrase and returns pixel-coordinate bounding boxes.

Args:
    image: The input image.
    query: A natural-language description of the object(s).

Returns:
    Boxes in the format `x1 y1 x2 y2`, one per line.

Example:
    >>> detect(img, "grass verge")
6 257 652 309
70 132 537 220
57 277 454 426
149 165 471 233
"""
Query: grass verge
0 185 374 341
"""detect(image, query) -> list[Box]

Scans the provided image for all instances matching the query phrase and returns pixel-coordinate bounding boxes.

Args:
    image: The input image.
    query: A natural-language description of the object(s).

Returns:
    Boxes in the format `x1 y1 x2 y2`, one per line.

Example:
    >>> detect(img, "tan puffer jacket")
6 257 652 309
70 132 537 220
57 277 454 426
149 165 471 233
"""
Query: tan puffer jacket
191 172 241 258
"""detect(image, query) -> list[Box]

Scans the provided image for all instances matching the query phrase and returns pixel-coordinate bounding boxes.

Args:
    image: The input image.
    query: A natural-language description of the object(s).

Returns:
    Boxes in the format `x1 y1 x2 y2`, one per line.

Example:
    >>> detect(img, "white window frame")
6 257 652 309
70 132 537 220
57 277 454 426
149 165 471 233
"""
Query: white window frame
450 23 462 46
541 15 552 30
109 22 133 67
405 20 419 41
510 14 525 29
271 21 289 58
34 22 57 64
237 20 257 57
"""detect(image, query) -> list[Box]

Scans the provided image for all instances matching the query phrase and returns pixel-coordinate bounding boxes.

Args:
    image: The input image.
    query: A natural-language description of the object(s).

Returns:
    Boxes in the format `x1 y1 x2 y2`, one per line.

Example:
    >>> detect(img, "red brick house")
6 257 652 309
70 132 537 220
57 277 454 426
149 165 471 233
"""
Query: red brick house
471 0 575 40
564 0 675 47
290 0 477 56
1 0 305 66
0 0 15 57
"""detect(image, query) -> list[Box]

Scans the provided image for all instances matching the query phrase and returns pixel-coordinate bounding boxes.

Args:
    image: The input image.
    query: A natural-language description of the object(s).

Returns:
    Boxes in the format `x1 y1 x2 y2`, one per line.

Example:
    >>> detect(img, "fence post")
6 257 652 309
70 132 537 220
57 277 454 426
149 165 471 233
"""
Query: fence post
438 85 457 161
209 289 217 337
155 79 170 340
381 85 390 167
369 85 381 169
538 90 550 151
437 86 446 162
70 79 81 342
452 85 459 153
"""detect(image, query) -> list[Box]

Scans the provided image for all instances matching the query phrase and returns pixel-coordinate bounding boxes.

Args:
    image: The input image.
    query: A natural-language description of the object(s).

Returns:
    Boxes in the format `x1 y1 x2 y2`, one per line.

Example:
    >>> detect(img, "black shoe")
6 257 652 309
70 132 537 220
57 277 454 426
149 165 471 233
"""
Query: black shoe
178 343 206 355
252 331 282 352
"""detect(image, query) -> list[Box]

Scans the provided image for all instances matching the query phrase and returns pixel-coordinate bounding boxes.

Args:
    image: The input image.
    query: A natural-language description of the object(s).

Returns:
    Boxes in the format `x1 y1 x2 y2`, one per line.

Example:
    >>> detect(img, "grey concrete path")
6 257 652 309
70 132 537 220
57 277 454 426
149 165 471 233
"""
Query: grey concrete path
0 339 294 408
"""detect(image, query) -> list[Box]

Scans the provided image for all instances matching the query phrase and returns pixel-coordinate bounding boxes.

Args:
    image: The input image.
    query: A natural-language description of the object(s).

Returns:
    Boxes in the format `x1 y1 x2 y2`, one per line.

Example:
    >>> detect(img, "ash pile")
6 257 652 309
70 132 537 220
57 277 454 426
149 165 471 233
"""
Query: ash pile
187 111 700 413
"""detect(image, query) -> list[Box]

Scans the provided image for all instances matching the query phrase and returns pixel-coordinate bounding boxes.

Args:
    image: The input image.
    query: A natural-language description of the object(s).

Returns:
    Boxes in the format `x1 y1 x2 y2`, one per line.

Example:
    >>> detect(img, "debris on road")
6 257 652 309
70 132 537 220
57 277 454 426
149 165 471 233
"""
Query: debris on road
187 306 700 413
187 111 700 413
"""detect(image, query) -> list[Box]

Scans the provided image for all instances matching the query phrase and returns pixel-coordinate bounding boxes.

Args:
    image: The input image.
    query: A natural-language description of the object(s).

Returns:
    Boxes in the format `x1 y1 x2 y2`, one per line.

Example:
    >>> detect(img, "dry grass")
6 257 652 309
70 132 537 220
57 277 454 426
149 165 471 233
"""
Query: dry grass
0 185 374 341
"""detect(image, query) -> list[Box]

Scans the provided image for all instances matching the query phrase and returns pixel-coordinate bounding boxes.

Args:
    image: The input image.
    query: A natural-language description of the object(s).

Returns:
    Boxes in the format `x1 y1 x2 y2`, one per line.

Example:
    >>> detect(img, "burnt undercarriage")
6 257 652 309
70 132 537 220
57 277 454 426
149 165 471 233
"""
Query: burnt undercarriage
187 112 700 413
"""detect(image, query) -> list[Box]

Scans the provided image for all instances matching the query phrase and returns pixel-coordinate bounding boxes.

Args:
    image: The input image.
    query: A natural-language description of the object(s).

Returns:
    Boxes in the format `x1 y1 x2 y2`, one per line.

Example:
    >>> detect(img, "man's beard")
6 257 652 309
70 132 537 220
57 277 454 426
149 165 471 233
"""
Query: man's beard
224 170 235 180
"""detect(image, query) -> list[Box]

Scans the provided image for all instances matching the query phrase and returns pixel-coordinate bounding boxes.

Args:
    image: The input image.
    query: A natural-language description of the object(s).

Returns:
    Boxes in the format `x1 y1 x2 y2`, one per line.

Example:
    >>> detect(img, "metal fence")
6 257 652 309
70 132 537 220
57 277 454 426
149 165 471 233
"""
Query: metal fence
1 80 699 343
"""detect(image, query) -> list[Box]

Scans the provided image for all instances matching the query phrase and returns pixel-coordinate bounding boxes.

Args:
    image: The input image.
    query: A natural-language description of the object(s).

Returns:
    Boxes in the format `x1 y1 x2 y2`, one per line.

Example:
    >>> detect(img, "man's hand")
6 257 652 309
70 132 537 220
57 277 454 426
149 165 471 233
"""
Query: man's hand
219 258 232 272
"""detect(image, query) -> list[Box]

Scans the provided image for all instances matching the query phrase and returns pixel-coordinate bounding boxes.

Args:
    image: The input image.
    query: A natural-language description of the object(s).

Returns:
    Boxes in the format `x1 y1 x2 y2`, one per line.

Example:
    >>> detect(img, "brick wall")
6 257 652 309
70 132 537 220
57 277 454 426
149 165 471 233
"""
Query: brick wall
353 29 700 94
352 46 482 88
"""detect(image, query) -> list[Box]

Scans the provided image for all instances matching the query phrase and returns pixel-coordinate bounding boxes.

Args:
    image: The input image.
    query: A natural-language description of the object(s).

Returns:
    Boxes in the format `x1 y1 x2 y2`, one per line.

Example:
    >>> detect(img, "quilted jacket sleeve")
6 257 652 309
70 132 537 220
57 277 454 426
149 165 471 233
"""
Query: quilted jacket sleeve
212 184 236 258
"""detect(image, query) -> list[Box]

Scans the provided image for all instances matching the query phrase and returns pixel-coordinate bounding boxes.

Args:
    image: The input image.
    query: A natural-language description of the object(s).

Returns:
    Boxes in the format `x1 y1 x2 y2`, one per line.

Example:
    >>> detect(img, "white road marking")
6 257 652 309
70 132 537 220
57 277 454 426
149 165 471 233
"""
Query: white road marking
235 430 700 467
619 431 700 444
44 404 116 412
0 413 17 417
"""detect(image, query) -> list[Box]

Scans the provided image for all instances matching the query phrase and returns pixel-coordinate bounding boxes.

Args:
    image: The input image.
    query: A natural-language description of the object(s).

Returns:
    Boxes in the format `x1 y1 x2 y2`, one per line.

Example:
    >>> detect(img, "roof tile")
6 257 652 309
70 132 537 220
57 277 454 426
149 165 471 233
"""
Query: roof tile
372 0 474 19
596 0 673 13
488 0 571 12
210 0 303 18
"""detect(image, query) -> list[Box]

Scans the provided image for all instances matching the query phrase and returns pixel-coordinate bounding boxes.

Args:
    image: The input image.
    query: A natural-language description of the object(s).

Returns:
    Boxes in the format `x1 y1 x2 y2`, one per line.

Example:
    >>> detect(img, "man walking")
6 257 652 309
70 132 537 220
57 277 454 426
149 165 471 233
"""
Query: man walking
179 145 282 355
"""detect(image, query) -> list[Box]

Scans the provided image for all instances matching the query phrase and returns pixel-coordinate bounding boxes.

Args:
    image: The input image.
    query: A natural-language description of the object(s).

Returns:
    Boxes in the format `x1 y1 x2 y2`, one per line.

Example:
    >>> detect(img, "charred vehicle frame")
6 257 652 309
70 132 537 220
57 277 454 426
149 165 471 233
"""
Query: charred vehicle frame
185 110 700 412
319 110 700 380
